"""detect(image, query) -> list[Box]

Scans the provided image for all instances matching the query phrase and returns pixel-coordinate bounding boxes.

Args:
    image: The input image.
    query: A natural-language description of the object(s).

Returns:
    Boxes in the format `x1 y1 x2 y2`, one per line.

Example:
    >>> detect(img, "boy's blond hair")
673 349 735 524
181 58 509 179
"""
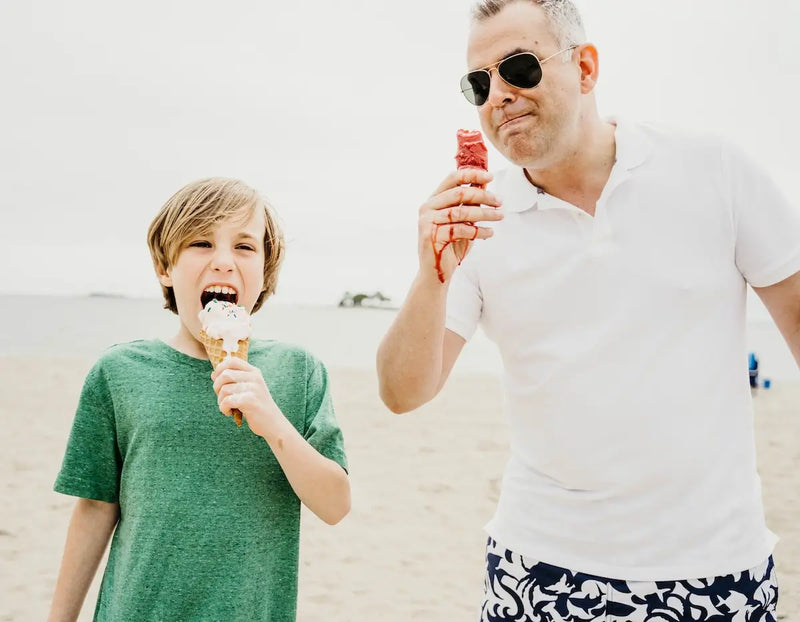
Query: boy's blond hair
147 178 285 314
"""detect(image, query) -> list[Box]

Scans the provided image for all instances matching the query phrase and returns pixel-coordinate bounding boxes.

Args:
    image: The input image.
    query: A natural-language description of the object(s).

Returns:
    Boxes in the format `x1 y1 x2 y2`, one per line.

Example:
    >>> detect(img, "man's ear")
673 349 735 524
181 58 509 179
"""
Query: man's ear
577 43 600 94
156 265 173 288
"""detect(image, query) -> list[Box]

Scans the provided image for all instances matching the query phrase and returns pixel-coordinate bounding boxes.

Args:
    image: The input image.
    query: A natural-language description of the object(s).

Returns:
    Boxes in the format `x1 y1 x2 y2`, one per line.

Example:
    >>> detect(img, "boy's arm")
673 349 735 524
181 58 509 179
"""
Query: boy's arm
256 420 350 525
48 498 119 622
212 358 350 525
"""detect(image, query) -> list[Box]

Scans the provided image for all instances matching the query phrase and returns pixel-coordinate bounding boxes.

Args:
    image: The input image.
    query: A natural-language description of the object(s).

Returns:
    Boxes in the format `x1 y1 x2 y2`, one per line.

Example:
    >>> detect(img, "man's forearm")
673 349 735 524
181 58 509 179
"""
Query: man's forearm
376 272 449 413
48 499 119 622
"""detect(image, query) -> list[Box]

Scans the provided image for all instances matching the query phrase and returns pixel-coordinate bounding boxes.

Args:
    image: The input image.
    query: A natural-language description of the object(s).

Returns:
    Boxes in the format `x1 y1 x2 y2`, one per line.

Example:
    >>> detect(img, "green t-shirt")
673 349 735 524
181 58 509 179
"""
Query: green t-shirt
54 339 347 622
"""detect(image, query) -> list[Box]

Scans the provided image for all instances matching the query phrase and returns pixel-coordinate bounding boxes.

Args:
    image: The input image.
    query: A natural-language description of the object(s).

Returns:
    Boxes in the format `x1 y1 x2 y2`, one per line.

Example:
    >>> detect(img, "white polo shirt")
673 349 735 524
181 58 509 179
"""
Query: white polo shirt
446 119 800 581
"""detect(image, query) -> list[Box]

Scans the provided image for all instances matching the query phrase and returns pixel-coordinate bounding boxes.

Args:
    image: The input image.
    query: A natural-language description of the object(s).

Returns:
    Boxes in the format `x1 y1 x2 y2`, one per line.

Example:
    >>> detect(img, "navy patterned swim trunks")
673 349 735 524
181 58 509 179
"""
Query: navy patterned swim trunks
481 537 778 622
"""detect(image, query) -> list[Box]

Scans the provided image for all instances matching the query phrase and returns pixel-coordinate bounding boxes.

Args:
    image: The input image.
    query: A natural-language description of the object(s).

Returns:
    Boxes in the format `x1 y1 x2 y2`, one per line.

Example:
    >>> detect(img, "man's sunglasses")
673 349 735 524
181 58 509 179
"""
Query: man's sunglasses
459 46 578 106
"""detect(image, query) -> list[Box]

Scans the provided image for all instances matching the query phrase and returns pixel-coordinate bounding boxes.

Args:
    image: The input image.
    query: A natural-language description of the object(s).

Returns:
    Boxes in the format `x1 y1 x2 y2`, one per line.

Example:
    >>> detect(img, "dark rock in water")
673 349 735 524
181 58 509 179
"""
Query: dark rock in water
88 292 127 299
338 291 393 309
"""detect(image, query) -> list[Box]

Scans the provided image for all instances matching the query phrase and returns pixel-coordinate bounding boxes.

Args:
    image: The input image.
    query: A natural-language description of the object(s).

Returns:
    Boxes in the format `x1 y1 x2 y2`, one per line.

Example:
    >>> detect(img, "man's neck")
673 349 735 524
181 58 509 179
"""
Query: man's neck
524 121 617 216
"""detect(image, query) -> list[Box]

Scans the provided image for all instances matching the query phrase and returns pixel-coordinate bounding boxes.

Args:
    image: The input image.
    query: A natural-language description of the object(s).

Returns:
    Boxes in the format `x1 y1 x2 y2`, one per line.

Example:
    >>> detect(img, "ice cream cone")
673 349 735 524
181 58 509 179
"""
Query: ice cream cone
200 330 249 426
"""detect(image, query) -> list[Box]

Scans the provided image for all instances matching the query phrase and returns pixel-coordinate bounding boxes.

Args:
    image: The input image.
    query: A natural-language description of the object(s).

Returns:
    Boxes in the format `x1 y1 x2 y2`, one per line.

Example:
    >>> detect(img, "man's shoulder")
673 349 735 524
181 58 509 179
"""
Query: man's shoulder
624 119 768 189
621 117 733 156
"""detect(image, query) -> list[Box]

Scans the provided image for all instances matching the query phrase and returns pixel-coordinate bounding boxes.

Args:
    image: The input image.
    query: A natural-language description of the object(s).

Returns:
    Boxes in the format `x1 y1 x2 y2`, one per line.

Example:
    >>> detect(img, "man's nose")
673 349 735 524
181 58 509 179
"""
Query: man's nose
485 70 515 108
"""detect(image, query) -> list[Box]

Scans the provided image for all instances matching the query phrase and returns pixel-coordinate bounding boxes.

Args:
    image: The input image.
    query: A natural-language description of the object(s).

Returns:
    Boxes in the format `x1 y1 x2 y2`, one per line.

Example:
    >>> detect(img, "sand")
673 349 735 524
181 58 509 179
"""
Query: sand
1 297 798 621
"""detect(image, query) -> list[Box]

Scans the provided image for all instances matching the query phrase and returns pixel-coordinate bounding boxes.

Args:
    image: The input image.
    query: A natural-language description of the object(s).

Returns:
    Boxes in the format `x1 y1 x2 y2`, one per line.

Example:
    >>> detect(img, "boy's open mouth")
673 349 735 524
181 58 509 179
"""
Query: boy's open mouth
201 285 238 308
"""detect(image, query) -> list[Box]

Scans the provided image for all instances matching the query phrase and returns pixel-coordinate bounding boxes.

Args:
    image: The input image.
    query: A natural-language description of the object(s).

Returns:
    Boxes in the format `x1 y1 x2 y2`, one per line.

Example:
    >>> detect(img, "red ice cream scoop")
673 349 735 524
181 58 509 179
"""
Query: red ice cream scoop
430 129 489 283
455 128 489 171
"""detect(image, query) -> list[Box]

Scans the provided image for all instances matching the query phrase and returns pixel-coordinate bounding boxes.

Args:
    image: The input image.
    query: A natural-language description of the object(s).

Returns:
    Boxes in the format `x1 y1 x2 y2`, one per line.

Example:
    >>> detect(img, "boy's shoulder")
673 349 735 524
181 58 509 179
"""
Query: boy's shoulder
78 340 172 398
86 339 176 381
94 339 170 366
248 339 325 372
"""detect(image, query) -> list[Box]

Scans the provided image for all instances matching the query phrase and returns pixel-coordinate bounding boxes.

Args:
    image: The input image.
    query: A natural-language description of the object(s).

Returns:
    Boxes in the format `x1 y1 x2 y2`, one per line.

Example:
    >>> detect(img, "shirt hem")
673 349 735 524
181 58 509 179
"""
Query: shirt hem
746 251 800 288
54 476 118 504
445 317 476 342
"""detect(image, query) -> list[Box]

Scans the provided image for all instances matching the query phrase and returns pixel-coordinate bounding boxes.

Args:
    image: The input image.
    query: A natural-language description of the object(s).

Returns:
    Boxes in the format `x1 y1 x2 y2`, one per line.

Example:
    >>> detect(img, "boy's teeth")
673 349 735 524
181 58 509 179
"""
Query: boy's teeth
204 286 236 295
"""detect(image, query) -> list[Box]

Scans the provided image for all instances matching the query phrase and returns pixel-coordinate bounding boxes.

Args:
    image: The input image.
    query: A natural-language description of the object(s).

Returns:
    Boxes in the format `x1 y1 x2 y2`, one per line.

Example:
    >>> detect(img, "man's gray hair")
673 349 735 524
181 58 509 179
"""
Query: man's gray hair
472 0 586 59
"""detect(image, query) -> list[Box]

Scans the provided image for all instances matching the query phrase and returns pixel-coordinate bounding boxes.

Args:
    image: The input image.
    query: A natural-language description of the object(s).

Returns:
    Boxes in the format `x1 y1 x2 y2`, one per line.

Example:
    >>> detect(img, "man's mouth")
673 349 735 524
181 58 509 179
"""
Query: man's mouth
201 285 238 308
499 114 530 129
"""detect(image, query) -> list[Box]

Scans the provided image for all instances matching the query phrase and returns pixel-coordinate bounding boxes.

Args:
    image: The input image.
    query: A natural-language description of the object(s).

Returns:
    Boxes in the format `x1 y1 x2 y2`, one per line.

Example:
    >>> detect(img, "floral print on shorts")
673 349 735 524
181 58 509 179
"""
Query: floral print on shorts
481 537 778 622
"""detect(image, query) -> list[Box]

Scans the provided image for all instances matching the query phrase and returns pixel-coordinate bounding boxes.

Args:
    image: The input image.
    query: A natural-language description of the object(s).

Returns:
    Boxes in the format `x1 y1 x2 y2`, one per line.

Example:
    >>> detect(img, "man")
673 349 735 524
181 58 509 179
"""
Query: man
376 0 800 620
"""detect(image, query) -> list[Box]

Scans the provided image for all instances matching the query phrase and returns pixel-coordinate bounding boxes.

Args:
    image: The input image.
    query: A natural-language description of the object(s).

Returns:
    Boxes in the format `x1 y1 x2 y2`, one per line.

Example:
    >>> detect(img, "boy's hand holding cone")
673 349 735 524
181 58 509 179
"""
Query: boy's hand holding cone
198 299 251 426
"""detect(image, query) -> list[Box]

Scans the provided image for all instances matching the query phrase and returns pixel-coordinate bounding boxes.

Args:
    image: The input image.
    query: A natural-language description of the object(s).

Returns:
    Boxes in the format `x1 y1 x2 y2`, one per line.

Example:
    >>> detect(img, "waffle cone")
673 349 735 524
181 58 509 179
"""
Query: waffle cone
200 330 249 426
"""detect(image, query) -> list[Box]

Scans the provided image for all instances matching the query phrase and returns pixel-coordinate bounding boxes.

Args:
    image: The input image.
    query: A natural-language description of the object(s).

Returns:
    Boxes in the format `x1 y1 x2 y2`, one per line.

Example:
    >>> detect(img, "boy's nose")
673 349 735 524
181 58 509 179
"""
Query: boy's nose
210 248 235 272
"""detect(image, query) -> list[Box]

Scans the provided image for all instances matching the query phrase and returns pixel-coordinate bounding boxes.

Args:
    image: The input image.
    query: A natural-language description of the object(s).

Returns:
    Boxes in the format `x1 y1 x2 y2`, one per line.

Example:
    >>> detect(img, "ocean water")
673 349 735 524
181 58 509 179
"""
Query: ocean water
1 295 797 382
0 243 417 310
0 295 398 372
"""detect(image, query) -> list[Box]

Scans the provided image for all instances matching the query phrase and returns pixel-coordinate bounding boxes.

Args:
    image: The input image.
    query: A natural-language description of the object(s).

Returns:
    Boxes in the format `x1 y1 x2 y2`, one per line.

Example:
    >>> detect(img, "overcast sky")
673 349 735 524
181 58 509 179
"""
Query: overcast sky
2 0 798 307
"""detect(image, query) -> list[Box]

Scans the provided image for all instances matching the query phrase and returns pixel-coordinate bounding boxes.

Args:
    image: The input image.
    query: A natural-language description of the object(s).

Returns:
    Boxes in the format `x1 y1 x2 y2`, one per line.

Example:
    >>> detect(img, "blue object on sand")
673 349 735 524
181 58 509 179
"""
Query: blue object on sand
763 379 771 389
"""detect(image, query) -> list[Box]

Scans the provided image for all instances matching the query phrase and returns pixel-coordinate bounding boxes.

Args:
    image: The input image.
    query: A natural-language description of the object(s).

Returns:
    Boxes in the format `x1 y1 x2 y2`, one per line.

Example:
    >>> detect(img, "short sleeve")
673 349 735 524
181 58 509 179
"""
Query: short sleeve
727 143 800 287
303 356 348 473
54 362 121 502
445 251 483 341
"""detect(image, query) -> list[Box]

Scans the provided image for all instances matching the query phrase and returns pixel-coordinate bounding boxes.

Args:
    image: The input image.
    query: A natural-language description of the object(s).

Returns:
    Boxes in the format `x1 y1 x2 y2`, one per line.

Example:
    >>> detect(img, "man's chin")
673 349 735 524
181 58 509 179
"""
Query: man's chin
504 146 544 168
504 131 556 166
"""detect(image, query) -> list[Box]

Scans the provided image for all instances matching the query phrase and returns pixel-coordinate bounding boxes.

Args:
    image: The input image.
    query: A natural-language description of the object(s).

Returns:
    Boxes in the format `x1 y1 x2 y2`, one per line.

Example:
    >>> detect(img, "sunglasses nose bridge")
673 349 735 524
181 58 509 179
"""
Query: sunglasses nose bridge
462 54 540 106
483 66 518 107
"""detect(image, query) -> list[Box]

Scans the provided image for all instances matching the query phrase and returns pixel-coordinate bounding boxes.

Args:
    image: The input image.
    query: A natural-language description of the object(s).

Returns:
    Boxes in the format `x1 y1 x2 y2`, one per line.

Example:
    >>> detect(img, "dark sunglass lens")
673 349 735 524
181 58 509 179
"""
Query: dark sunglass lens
499 53 542 89
461 71 490 106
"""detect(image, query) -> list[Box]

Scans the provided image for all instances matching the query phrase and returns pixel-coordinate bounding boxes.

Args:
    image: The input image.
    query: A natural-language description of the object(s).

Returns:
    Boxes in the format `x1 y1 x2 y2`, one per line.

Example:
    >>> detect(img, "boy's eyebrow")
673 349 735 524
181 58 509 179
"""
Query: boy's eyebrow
236 232 260 240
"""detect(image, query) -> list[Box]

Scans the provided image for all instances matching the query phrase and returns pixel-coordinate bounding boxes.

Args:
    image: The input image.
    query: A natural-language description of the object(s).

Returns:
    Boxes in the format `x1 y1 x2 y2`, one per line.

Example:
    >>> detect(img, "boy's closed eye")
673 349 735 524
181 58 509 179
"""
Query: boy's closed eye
187 241 256 251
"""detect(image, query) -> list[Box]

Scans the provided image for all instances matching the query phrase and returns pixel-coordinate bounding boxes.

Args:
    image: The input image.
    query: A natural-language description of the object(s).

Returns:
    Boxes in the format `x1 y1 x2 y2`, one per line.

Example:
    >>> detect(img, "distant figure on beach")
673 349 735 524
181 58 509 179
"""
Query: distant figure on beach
749 352 760 389
49 178 349 622
376 1 800 620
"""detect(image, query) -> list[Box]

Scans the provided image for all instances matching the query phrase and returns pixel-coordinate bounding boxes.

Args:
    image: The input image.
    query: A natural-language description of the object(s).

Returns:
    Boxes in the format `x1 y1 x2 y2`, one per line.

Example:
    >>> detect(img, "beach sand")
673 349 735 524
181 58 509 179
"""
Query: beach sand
1 297 798 621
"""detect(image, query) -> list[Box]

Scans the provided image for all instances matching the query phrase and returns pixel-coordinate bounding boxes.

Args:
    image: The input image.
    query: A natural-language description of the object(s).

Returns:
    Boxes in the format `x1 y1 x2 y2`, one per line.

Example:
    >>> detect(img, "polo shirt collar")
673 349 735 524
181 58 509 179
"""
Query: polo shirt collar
499 166 543 214
611 117 651 171
500 118 652 214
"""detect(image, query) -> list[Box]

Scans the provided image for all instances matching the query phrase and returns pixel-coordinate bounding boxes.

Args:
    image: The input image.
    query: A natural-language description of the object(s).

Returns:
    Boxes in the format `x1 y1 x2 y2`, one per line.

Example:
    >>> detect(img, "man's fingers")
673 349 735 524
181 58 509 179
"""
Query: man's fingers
425 185 502 213
431 204 504 225
431 223 494 244
432 168 493 195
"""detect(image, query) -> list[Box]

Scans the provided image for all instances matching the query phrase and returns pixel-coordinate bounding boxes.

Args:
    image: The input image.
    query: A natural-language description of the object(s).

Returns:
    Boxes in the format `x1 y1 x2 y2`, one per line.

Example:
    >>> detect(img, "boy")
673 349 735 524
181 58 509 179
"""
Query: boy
49 178 350 622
